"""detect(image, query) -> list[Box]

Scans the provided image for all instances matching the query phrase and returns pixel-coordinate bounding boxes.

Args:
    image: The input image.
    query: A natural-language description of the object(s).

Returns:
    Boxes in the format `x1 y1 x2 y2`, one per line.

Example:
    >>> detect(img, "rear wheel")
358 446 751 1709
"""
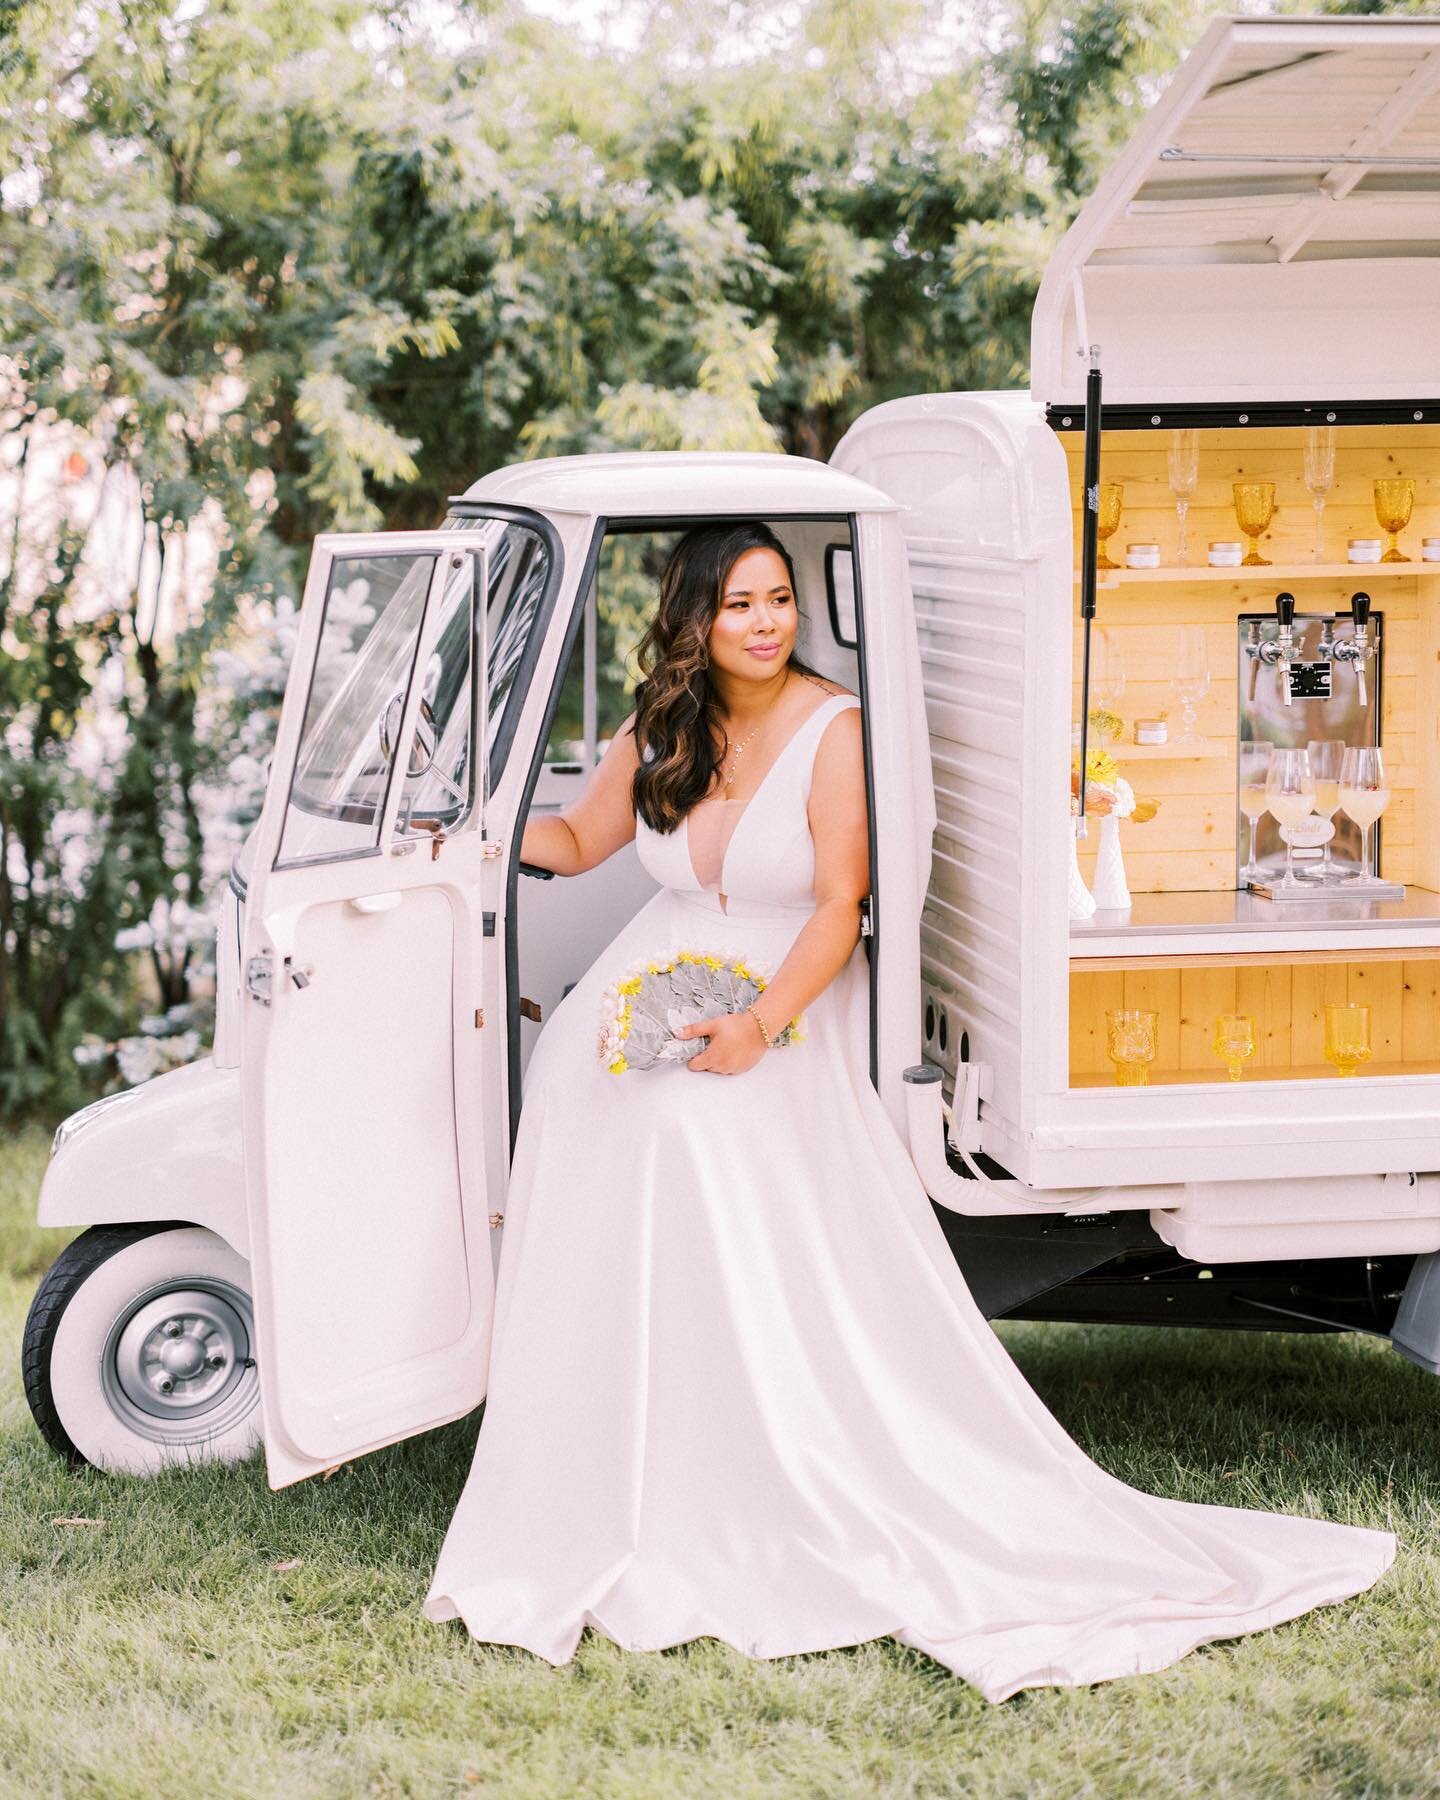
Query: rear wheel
22 1223 262 1475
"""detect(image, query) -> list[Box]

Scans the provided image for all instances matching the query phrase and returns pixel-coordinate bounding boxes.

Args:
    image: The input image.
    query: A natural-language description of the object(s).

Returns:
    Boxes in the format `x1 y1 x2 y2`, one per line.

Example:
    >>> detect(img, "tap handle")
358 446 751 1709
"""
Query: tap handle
1275 592 1295 630
1351 591 1371 632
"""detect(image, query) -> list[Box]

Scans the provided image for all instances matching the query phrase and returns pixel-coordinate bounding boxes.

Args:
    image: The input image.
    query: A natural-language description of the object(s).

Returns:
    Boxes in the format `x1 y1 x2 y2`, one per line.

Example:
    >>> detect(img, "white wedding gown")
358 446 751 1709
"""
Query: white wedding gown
424 690 1398 1703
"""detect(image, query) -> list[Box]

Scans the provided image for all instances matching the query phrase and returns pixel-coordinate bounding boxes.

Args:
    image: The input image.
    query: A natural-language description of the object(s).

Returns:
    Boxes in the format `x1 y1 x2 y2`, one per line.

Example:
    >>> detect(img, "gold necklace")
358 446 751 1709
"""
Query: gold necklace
717 667 831 793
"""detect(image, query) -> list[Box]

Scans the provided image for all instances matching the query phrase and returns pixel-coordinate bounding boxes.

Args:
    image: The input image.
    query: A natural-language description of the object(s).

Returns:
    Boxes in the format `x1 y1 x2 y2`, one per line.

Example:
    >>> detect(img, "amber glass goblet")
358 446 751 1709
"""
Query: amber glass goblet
1106 1007 1157 1086
1095 482 1124 570
1232 481 1276 566
1324 1003 1372 1078
1373 478 1414 563
1211 1013 1256 1082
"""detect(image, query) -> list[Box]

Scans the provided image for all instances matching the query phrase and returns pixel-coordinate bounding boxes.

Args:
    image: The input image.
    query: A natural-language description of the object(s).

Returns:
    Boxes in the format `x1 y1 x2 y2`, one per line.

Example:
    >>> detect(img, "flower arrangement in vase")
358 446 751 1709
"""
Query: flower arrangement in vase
1070 711 1158 917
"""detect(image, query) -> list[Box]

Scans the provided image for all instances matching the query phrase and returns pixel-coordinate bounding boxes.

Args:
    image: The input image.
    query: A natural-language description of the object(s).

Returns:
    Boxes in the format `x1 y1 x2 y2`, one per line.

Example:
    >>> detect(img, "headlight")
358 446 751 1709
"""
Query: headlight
51 1086 145 1157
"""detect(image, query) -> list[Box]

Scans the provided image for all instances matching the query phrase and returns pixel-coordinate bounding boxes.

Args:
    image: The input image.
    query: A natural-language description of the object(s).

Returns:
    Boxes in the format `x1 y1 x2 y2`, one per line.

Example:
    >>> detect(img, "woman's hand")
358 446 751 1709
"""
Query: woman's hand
675 1011 768 1075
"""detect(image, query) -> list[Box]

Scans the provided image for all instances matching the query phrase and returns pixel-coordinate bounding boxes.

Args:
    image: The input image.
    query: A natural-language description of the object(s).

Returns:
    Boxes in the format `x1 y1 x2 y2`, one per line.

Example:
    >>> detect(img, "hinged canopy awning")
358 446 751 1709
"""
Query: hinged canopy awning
1032 15 1440 410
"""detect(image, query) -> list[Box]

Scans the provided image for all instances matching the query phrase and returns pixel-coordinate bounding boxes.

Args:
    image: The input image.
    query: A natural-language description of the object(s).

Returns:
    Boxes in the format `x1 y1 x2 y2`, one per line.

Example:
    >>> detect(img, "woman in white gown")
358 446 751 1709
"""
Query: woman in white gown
423 522 1398 1704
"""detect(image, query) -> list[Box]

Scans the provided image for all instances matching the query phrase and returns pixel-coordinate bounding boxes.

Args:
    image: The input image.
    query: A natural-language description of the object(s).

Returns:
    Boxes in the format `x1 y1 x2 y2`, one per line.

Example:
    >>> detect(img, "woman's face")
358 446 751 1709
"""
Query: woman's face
706 546 797 681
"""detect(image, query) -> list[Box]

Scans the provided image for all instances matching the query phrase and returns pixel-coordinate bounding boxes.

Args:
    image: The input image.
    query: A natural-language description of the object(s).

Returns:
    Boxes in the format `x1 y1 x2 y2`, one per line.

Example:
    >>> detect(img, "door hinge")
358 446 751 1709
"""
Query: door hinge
519 996 542 1022
480 839 503 858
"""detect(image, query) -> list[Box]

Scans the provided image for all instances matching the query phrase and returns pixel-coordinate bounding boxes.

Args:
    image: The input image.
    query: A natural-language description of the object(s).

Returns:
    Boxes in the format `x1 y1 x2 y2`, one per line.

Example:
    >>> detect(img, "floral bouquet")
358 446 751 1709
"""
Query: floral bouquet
596 949 805 1073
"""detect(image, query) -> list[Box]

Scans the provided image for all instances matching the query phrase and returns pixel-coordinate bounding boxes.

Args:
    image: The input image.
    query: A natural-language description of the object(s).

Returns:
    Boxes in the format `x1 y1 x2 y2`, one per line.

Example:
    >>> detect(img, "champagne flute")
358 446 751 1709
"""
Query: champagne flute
1305 738 1344 882
1373 477 1414 563
1339 745 1390 884
1265 746 1316 892
1238 741 1273 883
1324 1003 1372 1078
1106 1008 1158 1086
1211 1013 1256 1082
1168 429 1199 566
1233 481 1276 567
1096 483 1123 571
1303 427 1335 562
1170 625 1210 744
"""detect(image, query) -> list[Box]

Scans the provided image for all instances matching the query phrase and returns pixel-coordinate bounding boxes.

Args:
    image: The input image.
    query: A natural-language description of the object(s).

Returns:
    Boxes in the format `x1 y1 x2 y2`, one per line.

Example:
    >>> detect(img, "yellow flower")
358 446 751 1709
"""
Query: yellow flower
1087 707 1125 747
608 1055 627 1074
1072 748 1118 787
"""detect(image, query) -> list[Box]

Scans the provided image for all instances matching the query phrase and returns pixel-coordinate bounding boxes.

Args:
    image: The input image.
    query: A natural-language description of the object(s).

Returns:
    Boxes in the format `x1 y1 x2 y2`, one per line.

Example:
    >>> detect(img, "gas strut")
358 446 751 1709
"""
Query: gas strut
1075 347 1103 832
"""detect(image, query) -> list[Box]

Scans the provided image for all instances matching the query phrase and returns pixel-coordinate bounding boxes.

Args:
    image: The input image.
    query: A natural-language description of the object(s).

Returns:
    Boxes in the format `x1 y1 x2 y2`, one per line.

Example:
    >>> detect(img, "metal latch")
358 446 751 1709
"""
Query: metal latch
245 952 273 1006
859 896 874 939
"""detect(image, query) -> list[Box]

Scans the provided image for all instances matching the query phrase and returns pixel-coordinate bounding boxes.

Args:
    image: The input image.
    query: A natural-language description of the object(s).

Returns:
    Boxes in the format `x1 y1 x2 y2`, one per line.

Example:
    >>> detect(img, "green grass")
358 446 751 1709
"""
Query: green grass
2 1118 1437 1799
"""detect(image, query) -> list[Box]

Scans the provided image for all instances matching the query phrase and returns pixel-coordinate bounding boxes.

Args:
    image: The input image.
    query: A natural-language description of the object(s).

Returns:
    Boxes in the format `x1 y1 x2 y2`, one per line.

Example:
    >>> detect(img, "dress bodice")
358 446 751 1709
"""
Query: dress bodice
634 691 861 919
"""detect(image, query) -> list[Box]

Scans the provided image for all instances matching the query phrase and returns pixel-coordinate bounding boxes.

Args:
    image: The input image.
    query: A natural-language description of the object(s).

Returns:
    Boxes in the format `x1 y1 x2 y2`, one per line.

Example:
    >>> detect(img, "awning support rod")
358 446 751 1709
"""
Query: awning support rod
1160 147 1440 167
1075 346 1103 835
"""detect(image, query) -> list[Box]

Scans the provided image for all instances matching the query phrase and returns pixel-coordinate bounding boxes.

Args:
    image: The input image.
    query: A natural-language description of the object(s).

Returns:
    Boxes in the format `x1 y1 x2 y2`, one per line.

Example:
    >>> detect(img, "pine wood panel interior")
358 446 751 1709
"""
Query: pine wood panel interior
1064 425 1440 896
1070 953 1440 1085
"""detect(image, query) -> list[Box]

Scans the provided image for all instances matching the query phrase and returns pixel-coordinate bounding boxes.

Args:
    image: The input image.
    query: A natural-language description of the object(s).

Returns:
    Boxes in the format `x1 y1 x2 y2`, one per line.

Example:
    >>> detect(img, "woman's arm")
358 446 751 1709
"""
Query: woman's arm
681 706 869 1075
519 711 642 876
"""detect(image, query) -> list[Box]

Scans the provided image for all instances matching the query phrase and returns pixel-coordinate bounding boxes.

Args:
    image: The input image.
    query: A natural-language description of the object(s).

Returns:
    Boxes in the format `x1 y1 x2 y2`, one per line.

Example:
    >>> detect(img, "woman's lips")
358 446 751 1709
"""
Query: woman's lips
747 644 781 657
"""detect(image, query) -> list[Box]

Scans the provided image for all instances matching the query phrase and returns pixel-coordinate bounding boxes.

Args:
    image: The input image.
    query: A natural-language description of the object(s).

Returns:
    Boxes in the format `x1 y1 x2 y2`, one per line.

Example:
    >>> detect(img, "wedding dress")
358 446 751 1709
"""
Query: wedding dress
423 688 1398 1703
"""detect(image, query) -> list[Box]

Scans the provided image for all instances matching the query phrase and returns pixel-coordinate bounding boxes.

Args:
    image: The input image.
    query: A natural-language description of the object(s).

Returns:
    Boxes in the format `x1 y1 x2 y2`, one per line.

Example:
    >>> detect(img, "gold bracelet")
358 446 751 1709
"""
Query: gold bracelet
746 1003 774 1048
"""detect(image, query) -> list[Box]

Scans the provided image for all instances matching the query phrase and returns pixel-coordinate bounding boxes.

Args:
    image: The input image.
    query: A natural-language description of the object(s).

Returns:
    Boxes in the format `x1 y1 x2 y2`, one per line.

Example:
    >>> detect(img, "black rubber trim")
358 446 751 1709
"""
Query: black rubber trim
1048 399 1440 432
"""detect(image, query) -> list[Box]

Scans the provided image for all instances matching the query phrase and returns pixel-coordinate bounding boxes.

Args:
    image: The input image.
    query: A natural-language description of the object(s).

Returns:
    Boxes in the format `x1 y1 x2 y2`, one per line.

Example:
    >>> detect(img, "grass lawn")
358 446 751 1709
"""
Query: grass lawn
2 1119 1437 1798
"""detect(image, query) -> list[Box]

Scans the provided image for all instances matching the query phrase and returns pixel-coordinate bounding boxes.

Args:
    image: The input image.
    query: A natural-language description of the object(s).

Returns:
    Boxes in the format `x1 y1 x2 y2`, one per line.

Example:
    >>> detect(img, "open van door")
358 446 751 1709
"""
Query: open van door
239 530 505 1488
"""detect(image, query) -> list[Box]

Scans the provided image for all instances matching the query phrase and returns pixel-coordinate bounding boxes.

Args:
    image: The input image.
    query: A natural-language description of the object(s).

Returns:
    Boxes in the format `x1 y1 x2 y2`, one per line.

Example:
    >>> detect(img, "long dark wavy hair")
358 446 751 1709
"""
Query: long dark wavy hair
630 522 826 833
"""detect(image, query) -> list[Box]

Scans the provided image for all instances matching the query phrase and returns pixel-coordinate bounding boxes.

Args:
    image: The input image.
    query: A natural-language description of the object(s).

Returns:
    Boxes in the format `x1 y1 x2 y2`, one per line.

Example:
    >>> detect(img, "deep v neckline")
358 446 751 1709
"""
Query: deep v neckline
683 691 848 902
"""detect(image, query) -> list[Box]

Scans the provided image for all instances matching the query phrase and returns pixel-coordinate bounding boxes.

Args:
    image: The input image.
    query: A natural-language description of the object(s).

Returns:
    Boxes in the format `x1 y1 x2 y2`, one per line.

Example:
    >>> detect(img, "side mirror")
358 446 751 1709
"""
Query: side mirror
379 693 438 779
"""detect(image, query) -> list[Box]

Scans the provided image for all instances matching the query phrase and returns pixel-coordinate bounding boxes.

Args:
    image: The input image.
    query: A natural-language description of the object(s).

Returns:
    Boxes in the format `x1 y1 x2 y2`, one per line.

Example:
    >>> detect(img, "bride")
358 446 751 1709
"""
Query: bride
423 519 1397 1703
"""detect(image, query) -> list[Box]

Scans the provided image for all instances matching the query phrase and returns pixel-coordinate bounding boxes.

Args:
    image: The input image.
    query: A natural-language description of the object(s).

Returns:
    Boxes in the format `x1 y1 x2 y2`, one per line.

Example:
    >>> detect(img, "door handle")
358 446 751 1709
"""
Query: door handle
348 891 403 914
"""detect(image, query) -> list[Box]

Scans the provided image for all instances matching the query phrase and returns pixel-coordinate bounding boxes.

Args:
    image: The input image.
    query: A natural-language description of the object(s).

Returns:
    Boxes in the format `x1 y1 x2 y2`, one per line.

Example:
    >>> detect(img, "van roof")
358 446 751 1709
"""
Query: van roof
451 451 898 518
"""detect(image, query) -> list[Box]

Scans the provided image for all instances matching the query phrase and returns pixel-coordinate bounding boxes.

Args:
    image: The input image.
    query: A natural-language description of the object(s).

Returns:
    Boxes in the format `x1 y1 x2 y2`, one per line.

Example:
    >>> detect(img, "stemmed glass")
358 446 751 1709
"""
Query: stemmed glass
1373 478 1415 563
1303 427 1335 563
1339 745 1390 885
1212 1013 1256 1082
1233 481 1276 566
1238 741 1273 882
1170 626 1210 744
1265 747 1316 892
1091 626 1126 715
1167 429 1199 566
1096 483 1124 571
1305 739 1344 881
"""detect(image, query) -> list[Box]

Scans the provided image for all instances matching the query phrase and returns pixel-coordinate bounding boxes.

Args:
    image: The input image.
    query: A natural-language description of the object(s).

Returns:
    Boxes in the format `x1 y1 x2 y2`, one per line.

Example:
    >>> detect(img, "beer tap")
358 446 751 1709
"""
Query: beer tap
1243 620 1262 702
1255 592 1298 707
1331 591 1375 708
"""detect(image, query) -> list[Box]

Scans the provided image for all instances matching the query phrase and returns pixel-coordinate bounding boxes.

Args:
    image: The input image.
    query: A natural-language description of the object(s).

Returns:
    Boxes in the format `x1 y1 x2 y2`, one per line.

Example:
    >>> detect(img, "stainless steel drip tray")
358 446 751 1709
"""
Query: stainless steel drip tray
1070 886 1440 959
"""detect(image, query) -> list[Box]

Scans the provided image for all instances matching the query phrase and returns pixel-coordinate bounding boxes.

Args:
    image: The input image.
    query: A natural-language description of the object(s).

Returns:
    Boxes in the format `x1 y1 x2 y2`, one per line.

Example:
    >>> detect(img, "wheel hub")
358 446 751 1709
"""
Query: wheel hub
102 1279 258 1441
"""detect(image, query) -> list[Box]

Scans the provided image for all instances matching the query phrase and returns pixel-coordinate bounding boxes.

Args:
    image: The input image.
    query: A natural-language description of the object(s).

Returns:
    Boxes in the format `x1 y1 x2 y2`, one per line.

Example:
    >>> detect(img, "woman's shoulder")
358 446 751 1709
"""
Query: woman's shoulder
802 676 859 705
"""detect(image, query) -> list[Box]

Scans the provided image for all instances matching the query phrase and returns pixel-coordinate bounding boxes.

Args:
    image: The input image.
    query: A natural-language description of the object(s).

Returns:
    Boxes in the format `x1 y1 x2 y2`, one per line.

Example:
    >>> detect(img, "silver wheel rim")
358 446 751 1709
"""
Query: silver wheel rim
100 1274 260 1445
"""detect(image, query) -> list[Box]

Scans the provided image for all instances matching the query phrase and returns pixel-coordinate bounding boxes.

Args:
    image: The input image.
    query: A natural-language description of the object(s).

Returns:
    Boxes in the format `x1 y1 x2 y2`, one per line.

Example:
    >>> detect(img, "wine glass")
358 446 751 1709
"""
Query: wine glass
1167 429 1199 566
1339 745 1390 884
1238 741 1273 882
1303 427 1335 563
1170 626 1210 744
1211 1013 1256 1082
1324 1003 1372 1078
1091 626 1127 715
1265 746 1316 892
1373 478 1414 563
1305 738 1344 882
1106 1008 1158 1086
1233 481 1276 567
1095 483 1124 571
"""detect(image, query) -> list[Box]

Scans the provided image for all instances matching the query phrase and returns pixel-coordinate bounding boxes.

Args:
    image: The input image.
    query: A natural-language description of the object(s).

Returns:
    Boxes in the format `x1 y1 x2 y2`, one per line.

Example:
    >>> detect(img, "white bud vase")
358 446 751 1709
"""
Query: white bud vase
1068 826 1097 921
1091 813 1132 911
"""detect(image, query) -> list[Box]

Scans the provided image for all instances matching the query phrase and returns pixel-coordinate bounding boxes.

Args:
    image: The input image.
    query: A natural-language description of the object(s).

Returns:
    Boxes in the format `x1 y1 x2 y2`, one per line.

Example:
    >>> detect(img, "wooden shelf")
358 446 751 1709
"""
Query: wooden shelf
1113 738 1230 760
1075 561 1440 588
1074 944 1436 973
1071 1061 1440 1088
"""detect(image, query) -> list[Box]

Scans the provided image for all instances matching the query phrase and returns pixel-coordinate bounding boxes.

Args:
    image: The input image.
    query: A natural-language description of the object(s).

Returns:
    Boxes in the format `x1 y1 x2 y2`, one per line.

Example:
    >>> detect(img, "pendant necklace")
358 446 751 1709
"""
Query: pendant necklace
720 669 791 794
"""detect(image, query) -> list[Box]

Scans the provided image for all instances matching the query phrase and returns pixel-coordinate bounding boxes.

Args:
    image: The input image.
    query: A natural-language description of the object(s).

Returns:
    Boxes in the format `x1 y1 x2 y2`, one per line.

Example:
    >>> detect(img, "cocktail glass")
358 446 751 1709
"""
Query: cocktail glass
1265 746 1316 892
1096 483 1124 571
1212 1013 1256 1081
1168 430 1199 566
1238 741 1273 882
1373 477 1414 563
1303 428 1335 562
1305 738 1344 882
1339 744 1390 885
1233 481 1276 566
